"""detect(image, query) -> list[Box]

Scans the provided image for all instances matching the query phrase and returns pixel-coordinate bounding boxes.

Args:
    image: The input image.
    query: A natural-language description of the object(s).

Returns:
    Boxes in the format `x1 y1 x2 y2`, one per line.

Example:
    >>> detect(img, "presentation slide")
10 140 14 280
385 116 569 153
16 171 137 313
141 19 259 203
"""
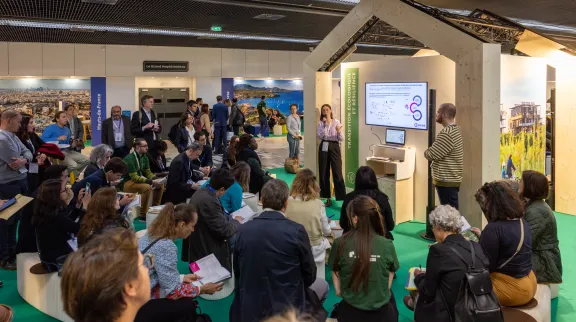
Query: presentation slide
365 82 428 130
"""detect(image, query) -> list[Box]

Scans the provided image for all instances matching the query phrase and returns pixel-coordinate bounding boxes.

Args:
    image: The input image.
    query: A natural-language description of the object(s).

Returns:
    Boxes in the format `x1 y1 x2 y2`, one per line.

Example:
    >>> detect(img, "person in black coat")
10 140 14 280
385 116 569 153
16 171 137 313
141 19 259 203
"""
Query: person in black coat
236 134 270 194
230 179 329 322
33 179 90 271
182 169 241 269
165 143 208 205
193 131 213 168
171 113 195 153
131 95 162 148
101 105 133 159
16 113 50 194
147 140 169 175
341 166 394 239
406 205 490 322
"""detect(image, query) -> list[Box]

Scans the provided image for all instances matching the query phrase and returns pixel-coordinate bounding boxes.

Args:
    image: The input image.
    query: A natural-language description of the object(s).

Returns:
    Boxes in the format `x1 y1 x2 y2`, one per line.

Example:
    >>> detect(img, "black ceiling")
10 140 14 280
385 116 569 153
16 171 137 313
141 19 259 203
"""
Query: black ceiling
0 0 574 54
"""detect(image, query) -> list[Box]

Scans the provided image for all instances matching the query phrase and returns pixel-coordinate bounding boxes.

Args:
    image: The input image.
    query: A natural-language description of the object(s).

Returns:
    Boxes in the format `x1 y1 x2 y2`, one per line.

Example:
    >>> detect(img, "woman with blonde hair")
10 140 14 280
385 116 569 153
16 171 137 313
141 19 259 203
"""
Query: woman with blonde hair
285 169 332 266
77 187 127 246
135 203 223 322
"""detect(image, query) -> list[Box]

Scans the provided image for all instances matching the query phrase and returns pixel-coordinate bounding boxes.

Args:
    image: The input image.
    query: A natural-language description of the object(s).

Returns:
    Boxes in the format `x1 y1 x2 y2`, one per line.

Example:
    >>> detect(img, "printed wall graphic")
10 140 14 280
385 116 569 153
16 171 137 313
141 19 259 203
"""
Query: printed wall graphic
233 79 303 116
500 55 547 178
221 78 235 101
343 68 359 188
90 77 106 146
0 78 90 133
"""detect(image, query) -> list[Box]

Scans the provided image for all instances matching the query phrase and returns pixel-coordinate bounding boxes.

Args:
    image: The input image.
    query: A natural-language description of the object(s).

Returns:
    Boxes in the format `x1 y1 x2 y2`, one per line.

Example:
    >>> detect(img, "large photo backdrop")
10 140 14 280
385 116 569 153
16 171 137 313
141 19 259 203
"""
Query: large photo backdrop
233 79 303 116
500 55 547 178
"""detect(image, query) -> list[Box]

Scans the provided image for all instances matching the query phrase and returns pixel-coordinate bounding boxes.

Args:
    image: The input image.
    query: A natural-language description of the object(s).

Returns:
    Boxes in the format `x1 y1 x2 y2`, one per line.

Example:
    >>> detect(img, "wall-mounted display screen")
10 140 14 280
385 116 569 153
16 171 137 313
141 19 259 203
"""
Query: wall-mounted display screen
365 82 428 130
386 129 406 146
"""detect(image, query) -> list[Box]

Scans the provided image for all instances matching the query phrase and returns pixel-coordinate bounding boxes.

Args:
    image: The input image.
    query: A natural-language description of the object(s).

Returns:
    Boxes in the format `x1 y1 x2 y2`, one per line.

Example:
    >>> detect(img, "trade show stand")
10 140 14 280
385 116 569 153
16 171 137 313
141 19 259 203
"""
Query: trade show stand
366 145 416 224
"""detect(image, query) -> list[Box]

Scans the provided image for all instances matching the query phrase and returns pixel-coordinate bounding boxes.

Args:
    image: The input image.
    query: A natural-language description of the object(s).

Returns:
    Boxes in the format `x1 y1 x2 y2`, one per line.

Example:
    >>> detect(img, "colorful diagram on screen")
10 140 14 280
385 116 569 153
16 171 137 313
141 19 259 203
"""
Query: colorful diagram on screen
406 95 423 121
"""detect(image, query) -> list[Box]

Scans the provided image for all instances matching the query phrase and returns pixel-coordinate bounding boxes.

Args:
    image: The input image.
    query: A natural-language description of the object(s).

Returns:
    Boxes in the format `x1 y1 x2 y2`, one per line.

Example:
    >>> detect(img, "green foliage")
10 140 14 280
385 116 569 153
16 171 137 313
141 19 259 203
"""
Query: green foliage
500 124 545 178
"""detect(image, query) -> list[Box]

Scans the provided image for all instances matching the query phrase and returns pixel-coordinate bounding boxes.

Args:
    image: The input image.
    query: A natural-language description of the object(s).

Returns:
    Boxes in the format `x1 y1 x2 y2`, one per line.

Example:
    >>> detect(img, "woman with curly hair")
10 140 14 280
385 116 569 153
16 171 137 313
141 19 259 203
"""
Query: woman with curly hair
77 187 128 246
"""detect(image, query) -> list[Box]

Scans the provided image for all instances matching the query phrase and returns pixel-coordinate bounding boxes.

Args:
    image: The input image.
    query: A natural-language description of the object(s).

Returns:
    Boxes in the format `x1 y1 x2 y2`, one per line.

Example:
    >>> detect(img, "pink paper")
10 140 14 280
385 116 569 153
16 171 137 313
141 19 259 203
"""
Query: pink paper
189 262 200 273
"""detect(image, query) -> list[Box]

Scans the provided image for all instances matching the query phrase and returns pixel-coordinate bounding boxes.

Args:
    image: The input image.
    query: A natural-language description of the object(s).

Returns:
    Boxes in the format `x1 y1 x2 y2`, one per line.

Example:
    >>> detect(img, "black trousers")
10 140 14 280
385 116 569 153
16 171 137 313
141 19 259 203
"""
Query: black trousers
232 125 240 135
333 292 398 322
134 298 197 322
112 146 131 159
318 141 346 201
435 186 460 210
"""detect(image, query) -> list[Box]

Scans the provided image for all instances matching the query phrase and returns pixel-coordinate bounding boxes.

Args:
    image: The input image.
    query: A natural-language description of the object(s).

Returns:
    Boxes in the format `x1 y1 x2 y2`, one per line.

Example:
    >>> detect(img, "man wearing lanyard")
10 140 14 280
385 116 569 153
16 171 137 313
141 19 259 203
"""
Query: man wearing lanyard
102 105 133 159
0 110 33 270
130 95 161 148
165 142 209 205
120 138 165 221
192 131 213 170
424 103 464 210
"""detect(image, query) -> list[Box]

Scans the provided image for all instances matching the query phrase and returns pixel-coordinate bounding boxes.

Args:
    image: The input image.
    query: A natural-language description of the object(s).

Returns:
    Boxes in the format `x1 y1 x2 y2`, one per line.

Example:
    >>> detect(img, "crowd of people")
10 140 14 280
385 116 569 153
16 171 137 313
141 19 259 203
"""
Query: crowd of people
0 97 563 322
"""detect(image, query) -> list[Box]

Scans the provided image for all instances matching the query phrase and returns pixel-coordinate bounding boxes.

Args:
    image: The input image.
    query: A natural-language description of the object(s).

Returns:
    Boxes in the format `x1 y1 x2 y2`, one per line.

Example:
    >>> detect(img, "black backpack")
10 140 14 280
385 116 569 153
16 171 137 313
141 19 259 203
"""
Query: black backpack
444 241 504 322
167 123 179 144
233 105 245 126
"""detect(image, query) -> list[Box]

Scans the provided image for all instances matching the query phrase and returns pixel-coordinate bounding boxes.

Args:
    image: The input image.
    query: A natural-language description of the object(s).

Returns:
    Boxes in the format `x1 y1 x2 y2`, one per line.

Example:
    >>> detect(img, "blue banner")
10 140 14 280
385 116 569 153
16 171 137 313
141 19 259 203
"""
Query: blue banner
221 78 234 101
90 77 106 146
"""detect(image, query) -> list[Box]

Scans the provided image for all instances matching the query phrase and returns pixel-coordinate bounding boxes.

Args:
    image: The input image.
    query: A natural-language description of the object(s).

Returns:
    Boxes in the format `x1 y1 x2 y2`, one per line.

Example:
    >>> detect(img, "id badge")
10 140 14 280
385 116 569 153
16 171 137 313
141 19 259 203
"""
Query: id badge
67 237 78 251
115 132 123 142
322 141 329 152
29 162 39 174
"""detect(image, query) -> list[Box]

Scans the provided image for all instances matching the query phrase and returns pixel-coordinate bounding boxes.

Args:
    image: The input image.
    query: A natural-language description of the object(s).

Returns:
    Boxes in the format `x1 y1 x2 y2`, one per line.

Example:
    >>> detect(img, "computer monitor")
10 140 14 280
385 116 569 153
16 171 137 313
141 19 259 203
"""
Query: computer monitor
385 128 406 146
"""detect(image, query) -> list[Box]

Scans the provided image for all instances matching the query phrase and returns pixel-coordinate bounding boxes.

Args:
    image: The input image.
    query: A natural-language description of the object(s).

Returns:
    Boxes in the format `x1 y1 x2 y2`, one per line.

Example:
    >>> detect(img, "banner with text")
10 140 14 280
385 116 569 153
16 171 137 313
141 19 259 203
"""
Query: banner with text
344 68 359 188
90 77 106 145
221 78 235 101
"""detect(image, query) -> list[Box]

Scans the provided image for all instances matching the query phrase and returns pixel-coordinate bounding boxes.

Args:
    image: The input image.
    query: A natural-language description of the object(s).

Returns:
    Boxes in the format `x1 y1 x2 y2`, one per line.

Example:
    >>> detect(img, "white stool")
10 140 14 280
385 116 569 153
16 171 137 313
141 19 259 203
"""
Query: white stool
316 260 326 280
273 125 283 136
243 193 262 213
16 253 73 322
146 211 161 228
513 284 551 322
549 284 559 299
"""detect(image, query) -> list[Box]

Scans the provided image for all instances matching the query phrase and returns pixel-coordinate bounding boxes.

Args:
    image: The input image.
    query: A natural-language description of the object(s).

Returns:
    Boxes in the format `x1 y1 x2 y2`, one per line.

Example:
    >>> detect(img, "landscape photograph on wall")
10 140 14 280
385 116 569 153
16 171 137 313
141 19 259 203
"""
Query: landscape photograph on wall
0 78 91 133
234 79 303 116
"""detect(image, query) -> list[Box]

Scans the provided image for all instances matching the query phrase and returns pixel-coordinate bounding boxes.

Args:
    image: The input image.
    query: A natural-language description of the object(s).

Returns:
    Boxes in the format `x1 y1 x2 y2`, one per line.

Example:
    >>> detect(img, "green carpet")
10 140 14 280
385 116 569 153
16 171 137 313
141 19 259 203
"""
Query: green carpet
1 168 574 322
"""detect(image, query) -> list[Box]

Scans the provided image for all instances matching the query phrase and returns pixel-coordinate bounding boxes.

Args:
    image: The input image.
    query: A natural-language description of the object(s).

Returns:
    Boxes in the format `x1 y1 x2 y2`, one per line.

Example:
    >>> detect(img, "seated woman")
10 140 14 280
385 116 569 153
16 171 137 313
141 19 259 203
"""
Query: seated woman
148 140 169 175
520 170 562 284
202 161 250 214
221 135 239 170
61 229 151 322
472 181 537 307
341 166 394 239
77 187 128 247
329 195 399 322
135 203 223 322
405 205 490 321
285 169 331 265
236 134 270 194
84 144 113 178
16 113 49 193
33 179 90 271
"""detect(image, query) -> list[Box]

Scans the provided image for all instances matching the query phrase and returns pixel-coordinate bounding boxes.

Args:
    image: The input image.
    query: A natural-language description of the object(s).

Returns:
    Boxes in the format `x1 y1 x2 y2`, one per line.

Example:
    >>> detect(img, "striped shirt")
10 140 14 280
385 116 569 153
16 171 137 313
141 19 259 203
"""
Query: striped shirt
424 125 463 187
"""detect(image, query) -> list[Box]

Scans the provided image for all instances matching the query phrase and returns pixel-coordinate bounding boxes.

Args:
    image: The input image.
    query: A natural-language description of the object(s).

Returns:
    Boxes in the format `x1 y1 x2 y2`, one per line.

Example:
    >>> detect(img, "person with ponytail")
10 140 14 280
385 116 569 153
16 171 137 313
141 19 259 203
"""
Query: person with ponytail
135 203 223 322
329 195 399 322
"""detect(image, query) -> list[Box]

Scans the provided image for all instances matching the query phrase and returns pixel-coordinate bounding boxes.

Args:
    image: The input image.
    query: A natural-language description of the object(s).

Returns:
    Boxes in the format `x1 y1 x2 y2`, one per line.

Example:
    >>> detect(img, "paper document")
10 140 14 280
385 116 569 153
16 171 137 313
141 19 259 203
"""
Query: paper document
121 194 141 215
232 206 256 224
0 194 33 220
155 177 168 185
460 216 472 232
406 267 426 291
242 193 256 199
195 179 208 186
189 254 231 286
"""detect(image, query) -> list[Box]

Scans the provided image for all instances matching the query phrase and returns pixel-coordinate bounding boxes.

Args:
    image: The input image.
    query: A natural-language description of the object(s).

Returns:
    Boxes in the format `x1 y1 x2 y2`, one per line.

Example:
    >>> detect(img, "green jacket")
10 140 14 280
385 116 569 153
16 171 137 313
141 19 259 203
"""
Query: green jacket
121 152 155 188
524 200 562 284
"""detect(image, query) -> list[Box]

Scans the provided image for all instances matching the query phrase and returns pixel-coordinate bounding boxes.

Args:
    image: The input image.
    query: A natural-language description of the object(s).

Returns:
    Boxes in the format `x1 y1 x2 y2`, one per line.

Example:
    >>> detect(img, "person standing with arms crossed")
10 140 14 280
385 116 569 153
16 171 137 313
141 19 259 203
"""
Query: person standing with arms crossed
317 104 345 207
424 103 463 209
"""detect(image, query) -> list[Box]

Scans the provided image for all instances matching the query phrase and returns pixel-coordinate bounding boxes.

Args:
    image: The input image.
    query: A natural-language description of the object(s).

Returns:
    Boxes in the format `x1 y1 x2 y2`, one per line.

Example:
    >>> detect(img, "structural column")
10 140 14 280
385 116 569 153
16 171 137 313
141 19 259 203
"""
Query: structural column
303 67 332 172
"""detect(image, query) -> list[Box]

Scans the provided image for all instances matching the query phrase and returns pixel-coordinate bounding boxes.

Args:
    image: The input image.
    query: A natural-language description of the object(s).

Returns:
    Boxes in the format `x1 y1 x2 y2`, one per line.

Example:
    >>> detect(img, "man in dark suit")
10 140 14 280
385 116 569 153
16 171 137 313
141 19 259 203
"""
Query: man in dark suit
230 179 329 322
130 95 161 148
102 105 133 159
193 131 213 169
64 104 84 152
212 95 229 155
165 142 209 205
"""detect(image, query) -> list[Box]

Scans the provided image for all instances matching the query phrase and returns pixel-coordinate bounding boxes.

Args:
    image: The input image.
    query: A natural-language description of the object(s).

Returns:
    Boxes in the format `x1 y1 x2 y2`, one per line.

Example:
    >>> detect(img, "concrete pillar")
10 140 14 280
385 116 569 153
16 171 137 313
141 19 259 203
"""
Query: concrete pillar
455 44 502 227
303 67 332 171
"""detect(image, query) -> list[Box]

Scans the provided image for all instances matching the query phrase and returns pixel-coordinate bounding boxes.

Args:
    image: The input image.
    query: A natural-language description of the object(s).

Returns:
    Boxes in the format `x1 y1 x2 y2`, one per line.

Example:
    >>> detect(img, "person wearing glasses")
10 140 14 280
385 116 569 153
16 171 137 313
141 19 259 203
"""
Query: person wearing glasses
0 109 33 270
136 203 223 322
121 138 165 221
61 229 152 322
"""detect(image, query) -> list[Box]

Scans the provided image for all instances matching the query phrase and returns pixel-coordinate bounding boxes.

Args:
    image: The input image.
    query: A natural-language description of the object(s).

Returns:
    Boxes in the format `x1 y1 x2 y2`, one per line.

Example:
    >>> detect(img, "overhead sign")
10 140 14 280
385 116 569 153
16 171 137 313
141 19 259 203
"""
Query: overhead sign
143 61 189 72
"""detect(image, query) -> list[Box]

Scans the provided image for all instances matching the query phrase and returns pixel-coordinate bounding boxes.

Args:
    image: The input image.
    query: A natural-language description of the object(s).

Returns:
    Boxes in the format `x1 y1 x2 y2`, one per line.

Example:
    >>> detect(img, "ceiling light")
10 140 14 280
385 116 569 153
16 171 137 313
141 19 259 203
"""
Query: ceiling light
254 14 286 21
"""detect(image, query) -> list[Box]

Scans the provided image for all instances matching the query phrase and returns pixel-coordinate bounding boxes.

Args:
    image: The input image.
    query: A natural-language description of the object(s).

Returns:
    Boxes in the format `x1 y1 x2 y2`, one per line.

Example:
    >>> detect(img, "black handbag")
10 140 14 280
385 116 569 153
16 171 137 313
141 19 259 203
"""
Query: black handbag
193 300 212 322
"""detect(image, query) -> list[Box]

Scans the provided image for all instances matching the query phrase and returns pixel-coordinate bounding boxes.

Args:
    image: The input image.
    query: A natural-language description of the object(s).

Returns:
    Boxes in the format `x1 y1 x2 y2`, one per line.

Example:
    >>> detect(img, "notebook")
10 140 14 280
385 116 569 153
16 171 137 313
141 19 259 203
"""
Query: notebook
231 205 257 224
189 254 231 287
121 194 141 216
406 267 426 291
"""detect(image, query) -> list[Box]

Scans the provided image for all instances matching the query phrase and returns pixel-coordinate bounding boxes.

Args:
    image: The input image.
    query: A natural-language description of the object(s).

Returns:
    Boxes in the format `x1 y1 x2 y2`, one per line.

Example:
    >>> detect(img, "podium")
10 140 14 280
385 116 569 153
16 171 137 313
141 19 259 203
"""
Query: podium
366 145 416 224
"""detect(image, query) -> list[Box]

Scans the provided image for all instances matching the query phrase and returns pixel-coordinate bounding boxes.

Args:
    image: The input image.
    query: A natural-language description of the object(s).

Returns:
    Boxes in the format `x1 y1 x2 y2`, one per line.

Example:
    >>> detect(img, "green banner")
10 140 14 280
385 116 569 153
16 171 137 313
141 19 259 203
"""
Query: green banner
343 68 359 188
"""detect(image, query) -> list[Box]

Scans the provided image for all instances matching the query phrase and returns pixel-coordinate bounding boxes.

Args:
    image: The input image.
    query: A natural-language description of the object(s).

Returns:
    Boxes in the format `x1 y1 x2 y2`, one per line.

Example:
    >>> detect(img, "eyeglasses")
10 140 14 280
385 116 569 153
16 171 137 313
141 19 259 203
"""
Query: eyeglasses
142 253 155 270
